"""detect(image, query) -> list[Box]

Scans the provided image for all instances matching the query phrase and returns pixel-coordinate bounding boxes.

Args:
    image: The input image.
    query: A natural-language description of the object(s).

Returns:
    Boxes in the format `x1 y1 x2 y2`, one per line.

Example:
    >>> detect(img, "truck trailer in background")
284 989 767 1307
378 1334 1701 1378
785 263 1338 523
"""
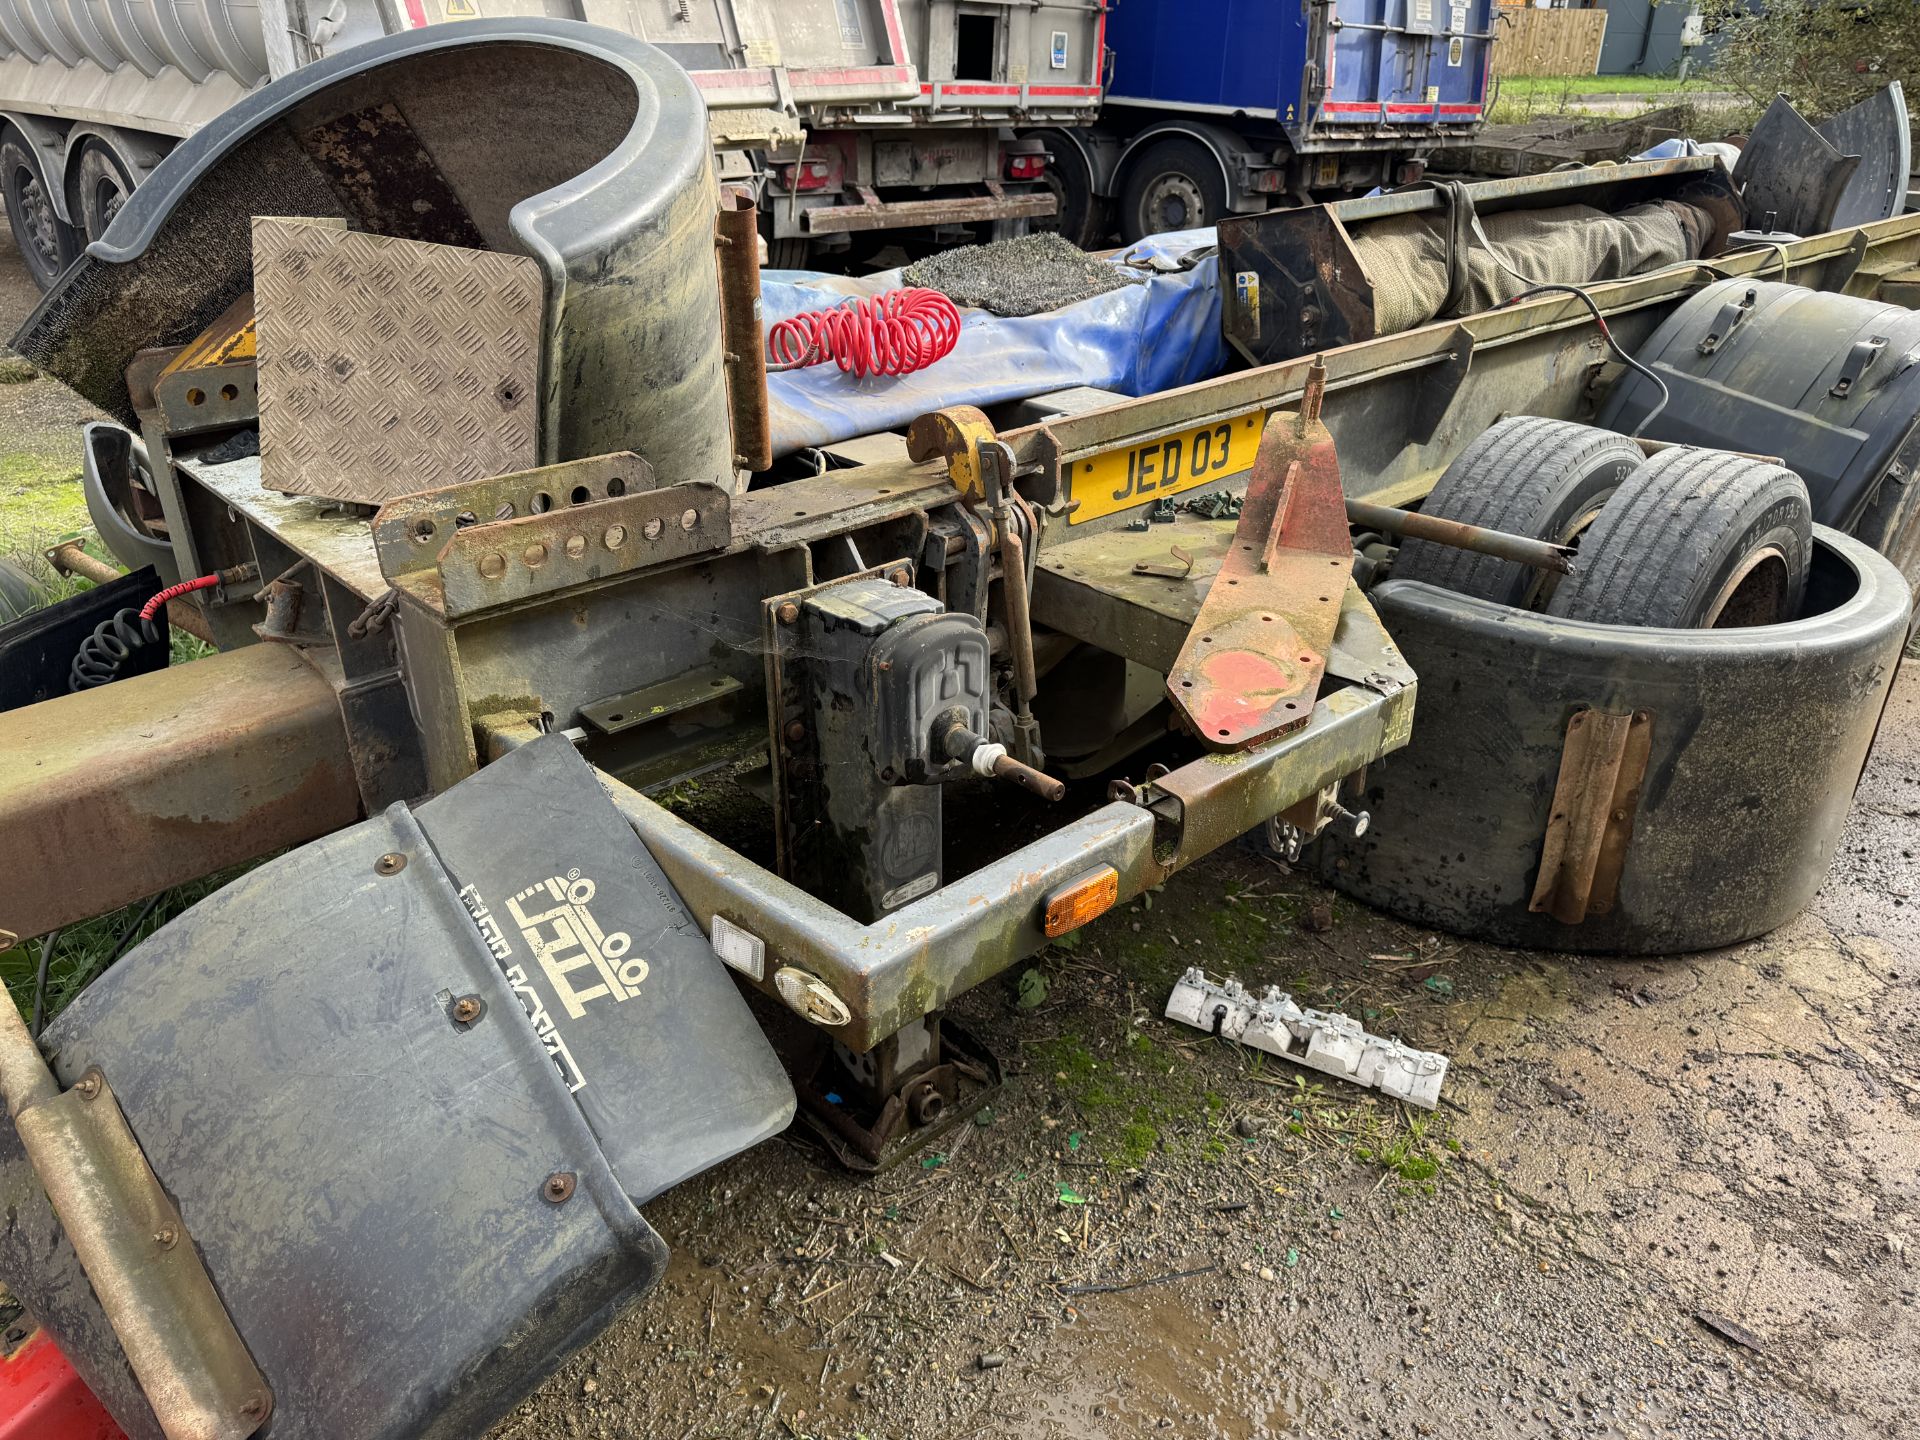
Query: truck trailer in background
1029 0 1498 245
0 0 1102 287
0 0 1495 289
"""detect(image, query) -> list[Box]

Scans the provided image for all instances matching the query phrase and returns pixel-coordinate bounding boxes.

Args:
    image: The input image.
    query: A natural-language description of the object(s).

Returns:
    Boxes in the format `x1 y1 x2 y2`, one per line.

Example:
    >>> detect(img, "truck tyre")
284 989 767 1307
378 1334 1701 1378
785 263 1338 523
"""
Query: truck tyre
1 132 77 290
1118 136 1226 243
1025 128 1107 249
72 142 135 246
766 236 809 271
0 556 45 623
1546 447 1814 628
1394 417 1642 608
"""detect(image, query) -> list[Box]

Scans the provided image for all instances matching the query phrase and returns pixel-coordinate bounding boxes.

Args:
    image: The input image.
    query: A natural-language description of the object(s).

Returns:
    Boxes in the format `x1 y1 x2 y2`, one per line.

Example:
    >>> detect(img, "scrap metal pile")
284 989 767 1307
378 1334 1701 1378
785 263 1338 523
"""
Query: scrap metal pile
0 19 1917 1440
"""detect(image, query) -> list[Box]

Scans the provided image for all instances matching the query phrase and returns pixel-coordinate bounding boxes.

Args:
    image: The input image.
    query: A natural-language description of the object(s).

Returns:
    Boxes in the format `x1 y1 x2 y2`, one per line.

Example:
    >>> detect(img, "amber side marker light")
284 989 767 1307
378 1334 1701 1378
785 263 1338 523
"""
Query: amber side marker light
1043 865 1119 937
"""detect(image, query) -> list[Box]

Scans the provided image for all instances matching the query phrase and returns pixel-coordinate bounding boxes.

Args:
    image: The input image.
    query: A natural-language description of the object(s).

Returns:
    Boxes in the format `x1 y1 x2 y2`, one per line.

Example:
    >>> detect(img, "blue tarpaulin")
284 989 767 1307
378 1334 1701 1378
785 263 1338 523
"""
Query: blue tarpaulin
763 230 1225 457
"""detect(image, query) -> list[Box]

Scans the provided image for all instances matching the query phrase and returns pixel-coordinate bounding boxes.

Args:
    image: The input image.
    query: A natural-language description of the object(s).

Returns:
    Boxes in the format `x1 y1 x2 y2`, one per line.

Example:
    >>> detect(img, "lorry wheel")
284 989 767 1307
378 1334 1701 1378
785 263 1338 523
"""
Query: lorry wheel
766 236 809 271
1025 128 1107 249
1546 447 1814 628
0 556 46 623
1 132 77 290
73 142 134 246
1393 417 1642 608
1118 137 1226 242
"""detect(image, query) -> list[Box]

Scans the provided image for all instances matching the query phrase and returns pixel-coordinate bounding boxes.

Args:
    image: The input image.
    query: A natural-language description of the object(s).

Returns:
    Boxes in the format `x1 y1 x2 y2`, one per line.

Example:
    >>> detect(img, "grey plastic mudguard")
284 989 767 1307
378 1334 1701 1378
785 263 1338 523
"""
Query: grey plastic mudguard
1815 82 1911 228
13 17 733 487
0 736 793 1440
1316 529 1910 954
1598 278 1920 583
80 422 177 583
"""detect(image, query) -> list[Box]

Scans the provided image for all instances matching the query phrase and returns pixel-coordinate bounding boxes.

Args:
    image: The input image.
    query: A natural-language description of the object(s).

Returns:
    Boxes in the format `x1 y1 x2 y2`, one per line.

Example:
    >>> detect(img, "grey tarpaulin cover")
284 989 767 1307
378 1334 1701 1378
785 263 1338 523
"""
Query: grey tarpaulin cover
1352 200 1700 335
0 735 791 1440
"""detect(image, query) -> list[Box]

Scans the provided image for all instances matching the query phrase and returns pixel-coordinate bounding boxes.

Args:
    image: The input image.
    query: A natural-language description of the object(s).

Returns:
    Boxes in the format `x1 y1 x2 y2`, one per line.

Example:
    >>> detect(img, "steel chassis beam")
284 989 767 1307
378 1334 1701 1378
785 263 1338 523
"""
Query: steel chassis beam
0 645 361 946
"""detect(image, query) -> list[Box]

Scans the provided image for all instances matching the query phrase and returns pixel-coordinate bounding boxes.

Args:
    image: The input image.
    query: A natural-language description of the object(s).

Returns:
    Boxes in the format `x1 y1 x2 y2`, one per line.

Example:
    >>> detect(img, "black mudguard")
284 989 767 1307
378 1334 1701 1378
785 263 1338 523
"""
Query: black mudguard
0 735 793 1440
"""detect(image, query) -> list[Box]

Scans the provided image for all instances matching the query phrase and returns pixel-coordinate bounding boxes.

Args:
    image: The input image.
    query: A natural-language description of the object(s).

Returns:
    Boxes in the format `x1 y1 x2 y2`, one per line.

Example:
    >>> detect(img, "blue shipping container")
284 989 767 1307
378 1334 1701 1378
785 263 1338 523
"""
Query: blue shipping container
1101 0 1495 147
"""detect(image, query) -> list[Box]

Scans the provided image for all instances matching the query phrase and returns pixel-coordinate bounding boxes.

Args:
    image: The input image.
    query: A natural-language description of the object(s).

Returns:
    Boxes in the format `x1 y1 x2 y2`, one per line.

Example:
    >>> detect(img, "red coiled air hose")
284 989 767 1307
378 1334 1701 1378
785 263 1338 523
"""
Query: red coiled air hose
138 573 221 623
766 287 962 378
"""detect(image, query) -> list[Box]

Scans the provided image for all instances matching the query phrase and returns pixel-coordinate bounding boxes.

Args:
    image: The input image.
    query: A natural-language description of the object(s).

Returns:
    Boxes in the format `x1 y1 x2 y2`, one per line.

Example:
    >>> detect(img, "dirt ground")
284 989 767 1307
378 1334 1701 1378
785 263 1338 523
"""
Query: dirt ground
0 216 1914 1440
481 658 1919 1440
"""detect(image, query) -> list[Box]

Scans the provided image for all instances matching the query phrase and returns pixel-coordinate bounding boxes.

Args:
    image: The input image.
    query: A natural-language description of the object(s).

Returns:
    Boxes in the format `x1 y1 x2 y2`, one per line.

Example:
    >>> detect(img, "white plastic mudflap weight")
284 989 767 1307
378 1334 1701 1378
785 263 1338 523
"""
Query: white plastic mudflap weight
1165 968 1448 1109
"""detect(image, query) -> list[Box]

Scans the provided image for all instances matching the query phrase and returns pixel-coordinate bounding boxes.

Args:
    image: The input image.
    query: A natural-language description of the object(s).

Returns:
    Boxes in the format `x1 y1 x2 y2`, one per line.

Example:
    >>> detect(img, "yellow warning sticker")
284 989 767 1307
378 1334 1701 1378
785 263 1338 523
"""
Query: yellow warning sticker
444 0 475 16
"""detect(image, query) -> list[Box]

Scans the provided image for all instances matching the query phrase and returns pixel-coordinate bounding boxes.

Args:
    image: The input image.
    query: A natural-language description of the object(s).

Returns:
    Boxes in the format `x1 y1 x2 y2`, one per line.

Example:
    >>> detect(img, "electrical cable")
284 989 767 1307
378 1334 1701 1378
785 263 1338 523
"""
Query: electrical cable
69 572 222 691
138 572 220 622
70 608 161 690
1427 181 1675 437
767 288 963 377
1498 282 1673 436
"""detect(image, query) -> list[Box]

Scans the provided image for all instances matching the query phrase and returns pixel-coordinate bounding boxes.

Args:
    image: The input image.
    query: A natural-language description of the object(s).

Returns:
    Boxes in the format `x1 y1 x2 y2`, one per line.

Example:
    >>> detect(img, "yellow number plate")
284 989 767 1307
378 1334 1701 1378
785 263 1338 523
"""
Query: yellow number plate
1068 409 1267 524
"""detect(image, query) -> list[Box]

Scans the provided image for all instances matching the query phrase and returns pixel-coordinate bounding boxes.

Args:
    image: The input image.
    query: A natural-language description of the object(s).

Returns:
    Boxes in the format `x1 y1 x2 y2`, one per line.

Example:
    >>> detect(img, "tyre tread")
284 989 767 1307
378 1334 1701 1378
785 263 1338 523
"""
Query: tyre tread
1546 447 1813 628
1394 417 1641 605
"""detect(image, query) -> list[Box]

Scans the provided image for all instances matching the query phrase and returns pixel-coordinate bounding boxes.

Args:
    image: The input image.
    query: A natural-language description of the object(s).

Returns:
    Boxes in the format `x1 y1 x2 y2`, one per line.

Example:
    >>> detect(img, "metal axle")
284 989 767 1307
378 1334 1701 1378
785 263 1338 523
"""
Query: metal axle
1345 498 1575 575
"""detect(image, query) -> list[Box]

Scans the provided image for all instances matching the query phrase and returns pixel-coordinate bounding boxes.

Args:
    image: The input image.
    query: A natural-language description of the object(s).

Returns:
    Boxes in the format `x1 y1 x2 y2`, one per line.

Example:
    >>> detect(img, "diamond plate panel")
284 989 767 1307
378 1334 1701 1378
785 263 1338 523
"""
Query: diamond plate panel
253 217 542 505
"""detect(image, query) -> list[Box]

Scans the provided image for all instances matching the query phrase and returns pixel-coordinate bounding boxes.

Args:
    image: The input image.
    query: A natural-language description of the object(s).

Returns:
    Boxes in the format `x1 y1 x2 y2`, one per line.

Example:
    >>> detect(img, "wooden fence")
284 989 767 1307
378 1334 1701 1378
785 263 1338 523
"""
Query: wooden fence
1489 5 1609 79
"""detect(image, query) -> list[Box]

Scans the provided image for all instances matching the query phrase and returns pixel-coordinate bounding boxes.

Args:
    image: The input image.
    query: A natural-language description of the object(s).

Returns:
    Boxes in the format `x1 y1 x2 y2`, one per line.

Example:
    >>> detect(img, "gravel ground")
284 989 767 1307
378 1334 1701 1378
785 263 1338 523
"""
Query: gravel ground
493 668 1920 1439
902 232 1141 316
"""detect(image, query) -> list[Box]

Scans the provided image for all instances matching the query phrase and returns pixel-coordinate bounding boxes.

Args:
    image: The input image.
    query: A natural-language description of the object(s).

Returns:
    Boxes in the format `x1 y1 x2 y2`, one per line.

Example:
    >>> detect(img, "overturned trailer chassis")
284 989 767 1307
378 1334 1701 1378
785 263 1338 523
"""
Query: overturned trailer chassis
7 212 1919 1047
2 90 1919 1427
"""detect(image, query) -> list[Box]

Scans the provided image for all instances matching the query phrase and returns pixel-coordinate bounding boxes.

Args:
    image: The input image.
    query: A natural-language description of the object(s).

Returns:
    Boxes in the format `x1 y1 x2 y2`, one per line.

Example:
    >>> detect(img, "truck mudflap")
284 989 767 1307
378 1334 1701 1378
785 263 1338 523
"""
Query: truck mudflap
0 736 793 1440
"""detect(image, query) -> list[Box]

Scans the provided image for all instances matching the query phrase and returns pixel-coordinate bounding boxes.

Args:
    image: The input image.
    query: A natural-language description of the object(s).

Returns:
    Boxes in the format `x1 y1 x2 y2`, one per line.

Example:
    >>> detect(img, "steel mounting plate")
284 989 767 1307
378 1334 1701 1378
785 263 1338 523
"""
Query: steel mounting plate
1167 369 1353 751
253 217 542 505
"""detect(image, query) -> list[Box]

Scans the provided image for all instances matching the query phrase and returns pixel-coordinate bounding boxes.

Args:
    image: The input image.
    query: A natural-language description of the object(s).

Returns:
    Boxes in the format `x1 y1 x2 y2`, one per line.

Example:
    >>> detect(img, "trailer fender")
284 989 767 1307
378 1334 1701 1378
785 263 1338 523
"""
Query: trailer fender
1112 118 1266 213
0 736 792 1440
1316 527 1911 954
0 111 72 222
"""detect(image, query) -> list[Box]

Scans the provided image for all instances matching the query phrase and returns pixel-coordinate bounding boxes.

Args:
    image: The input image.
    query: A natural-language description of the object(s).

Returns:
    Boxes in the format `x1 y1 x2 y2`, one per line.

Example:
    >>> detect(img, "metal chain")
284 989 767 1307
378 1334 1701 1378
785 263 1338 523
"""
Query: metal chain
347 587 400 640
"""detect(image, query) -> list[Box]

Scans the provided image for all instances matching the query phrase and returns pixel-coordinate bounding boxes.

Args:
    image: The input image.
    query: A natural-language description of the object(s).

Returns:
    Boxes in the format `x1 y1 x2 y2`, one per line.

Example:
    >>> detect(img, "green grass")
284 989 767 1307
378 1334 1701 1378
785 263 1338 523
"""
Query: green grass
1283 1075 1460 1195
1494 74 1713 98
1035 1029 1226 1168
0 449 88 582
1 866 247 1026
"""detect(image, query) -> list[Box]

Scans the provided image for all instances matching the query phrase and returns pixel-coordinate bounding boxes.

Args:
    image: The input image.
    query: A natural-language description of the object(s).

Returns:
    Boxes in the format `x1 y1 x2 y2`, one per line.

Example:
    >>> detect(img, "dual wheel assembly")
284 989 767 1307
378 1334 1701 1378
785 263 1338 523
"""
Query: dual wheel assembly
0 129 134 290
1317 417 1913 954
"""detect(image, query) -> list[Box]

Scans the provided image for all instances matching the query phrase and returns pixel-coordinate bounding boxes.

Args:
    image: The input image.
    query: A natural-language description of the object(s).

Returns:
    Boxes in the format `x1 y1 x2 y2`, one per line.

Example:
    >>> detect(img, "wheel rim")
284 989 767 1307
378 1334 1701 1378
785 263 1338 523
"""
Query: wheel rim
1032 167 1067 234
1705 545 1791 627
11 164 61 272
1522 493 1616 611
89 173 126 240
1140 171 1205 233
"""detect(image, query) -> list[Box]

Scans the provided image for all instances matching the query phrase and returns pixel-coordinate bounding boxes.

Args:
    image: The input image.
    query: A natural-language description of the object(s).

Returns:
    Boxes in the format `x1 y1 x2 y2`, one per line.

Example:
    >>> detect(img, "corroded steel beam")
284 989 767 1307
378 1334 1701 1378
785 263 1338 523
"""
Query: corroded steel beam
0 645 361 944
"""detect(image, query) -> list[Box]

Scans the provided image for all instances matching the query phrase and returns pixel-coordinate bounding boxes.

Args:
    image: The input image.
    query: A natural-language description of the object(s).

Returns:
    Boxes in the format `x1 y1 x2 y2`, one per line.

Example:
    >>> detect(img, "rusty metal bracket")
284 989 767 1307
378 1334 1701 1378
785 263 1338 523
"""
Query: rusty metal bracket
1167 360 1353 751
906 406 998 505
1132 544 1196 579
372 456 726 619
371 452 658 581
0 1001 270 1440
1529 708 1654 925
716 186 772 474
128 293 262 440
251 559 331 648
432 482 730 618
